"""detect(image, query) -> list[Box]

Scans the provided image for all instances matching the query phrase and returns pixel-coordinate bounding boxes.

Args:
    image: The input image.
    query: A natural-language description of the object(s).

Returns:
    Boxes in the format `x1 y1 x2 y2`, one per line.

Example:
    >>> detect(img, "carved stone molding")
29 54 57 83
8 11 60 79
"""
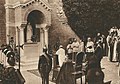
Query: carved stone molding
5 0 52 12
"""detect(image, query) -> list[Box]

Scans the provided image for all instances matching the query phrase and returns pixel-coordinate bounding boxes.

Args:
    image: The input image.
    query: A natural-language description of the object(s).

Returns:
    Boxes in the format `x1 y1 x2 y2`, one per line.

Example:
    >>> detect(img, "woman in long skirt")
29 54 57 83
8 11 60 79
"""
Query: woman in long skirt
113 36 118 61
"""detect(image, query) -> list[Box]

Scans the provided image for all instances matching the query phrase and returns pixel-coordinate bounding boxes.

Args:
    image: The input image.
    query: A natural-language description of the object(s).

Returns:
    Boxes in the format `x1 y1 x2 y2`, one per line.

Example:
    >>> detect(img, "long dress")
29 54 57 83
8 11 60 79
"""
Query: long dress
106 35 111 61
66 44 73 60
56 48 66 67
113 37 118 61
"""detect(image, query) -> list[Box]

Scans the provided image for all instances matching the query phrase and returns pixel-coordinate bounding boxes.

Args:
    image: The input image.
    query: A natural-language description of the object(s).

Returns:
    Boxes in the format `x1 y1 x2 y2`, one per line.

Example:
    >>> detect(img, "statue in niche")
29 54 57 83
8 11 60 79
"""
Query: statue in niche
24 18 37 43
26 24 33 43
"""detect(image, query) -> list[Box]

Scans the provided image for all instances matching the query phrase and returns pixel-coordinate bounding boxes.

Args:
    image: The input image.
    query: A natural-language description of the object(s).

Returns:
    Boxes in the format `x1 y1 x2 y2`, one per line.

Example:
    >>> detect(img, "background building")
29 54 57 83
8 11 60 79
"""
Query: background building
0 0 79 69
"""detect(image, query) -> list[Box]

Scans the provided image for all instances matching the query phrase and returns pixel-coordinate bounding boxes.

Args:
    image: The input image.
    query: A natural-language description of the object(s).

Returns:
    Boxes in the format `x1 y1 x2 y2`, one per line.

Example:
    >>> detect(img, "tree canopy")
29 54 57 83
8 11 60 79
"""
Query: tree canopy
62 0 120 38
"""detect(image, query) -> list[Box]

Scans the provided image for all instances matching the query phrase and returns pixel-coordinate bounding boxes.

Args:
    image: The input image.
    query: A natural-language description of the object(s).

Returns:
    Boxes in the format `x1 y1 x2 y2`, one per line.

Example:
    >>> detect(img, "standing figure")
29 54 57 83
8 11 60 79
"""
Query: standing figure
71 38 80 62
56 45 66 67
108 33 115 62
117 37 120 76
101 34 106 56
38 47 52 84
79 39 84 52
66 41 73 60
85 37 94 61
95 33 102 43
2 56 25 84
113 36 118 61
106 34 111 60
94 41 103 68
118 28 120 36
9 37 15 50
3 56 16 84
86 56 104 84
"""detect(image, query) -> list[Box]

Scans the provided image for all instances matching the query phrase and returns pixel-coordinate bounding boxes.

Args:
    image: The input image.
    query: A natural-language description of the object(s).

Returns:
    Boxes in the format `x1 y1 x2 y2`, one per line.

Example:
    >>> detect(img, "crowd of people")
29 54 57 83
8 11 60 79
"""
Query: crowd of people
50 35 104 83
54 27 120 67
0 27 120 84
55 35 104 67
48 27 120 84
107 26 120 63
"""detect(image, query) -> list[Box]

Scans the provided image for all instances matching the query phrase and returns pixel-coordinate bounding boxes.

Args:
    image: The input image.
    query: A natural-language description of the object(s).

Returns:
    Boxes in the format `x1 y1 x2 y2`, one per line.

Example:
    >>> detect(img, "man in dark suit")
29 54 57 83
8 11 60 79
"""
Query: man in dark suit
38 47 52 84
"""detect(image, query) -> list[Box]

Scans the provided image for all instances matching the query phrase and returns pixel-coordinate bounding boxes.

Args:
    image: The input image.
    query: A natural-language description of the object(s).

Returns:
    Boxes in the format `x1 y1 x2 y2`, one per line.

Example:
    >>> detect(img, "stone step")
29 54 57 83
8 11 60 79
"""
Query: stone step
20 59 39 71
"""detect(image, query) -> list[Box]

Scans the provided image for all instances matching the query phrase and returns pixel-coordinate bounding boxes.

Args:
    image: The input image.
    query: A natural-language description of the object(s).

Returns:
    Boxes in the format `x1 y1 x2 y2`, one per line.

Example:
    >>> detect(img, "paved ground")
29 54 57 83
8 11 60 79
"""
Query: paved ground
21 57 120 84
22 70 55 84
101 57 120 84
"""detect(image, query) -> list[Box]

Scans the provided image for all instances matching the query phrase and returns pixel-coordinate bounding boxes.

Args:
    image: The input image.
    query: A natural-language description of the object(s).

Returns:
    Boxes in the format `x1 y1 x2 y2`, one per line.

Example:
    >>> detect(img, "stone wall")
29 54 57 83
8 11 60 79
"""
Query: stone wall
0 0 6 45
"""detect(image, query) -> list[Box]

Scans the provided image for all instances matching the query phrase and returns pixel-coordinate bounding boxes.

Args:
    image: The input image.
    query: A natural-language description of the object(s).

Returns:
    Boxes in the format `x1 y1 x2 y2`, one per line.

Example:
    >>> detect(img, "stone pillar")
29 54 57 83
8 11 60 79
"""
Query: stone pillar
6 7 10 44
40 28 44 49
40 23 49 48
44 27 49 48
20 24 25 56
5 3 15 44
20 24 25 45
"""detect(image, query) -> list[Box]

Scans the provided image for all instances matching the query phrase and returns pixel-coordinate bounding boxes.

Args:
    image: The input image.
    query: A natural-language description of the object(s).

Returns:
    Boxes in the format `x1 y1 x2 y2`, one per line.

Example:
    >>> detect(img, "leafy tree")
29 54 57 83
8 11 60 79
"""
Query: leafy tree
62 0 120 38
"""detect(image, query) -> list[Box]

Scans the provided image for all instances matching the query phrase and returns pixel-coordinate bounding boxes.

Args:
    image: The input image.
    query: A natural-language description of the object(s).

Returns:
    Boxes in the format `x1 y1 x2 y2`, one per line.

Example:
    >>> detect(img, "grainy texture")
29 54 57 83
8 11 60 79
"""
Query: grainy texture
0 0 6 45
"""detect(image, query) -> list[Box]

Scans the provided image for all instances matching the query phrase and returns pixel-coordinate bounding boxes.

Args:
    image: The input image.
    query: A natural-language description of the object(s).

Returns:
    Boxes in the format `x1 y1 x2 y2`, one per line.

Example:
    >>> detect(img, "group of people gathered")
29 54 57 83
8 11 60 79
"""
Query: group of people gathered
106 26 120 63
56 35 105 68
52 28 120 84
50 34 106 84
38 27 120 84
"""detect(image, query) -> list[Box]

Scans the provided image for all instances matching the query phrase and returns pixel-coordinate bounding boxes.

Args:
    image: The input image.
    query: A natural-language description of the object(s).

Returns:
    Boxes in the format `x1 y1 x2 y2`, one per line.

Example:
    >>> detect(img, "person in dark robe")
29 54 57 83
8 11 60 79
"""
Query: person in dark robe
94 40 103 68
3 56 16 84
86 56 104 84
38 47 52 84
66 40 73 60
86 68 104 84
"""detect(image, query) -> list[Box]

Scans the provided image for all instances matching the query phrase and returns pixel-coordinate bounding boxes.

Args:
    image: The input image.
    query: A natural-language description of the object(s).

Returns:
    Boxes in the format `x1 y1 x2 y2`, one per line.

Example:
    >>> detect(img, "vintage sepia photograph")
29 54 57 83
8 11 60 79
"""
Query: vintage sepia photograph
0 0 120 84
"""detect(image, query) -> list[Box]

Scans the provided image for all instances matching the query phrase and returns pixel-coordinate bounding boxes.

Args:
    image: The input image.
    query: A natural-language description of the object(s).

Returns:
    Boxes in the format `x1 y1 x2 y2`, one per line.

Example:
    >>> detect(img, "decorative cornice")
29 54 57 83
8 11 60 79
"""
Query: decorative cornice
15 21 27 27
4 4 14 9
4 0 52 12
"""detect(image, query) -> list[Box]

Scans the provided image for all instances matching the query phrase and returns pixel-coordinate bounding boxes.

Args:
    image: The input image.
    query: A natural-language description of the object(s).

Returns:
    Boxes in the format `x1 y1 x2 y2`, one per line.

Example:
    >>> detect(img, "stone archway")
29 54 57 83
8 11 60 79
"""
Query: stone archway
24 10 45 43
21 9 50 69
22 10 48 62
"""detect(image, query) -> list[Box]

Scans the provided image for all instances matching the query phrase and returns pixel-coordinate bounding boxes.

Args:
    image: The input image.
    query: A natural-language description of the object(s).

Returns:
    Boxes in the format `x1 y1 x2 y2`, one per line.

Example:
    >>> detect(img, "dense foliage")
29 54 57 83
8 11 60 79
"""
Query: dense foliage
62 0 120 38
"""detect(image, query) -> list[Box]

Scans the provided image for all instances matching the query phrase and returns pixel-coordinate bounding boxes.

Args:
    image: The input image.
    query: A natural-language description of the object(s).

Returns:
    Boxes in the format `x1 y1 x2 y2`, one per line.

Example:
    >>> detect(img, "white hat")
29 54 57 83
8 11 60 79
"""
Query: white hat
59 45 63 48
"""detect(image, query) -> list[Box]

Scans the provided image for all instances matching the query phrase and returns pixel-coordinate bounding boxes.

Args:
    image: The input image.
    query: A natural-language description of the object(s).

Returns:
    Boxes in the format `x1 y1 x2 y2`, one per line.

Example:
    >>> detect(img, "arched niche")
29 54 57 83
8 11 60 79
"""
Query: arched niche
24 10 45 43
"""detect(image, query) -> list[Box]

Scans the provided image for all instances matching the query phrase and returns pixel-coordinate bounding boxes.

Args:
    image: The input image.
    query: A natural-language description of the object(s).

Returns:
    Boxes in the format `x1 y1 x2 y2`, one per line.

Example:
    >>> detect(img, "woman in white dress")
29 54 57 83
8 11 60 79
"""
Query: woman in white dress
113 36 118 61
106 34 112 61
56 45 66 67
